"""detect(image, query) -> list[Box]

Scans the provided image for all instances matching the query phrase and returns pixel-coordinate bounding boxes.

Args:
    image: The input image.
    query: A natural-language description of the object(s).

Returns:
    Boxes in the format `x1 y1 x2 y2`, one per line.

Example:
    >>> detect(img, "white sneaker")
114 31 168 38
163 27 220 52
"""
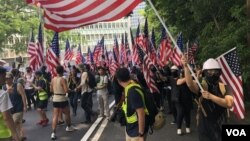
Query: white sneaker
186 128 191 133
66 126 75 132
177 129 182 135
51 132 56 140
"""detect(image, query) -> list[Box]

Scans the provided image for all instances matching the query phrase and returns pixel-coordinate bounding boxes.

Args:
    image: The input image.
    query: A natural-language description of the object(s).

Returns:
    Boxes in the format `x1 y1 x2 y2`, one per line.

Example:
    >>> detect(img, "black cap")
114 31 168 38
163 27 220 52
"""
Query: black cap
0 66 7 74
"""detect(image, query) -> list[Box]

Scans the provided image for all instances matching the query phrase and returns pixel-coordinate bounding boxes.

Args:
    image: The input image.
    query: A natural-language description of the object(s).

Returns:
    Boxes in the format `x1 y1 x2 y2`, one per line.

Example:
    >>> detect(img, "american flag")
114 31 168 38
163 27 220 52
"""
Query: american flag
36 23 44 68
27 30 37 71
86 47 94 65
26 0 142 32
171 33 182 66
109 48 119 76
130 28 139 65
75 44 84 65
143 18 150 53
125 32 131 66
137 45 159 93
188 41 198 64
136 23 144 50
113 35 119 63
149 28 157 65
64 39 74 61
120 34 126 65
216 48 244 119
46 32 60 77
93 37 104 66
158 26 172 66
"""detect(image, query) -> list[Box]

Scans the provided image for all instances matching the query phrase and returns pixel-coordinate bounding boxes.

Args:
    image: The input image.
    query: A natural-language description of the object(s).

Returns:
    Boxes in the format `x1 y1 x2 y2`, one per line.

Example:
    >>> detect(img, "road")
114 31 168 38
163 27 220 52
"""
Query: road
22 93 114 141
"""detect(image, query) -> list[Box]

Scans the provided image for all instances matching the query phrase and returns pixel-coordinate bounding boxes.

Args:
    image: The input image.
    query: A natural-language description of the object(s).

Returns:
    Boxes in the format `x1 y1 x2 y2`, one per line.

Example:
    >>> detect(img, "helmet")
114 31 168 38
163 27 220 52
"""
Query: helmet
202 58 221 70
171 65 178 70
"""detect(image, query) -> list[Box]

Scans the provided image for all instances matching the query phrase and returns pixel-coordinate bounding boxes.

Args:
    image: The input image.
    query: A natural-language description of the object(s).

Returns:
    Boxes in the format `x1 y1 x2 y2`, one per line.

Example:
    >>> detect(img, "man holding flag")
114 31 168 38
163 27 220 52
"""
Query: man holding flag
181 55 234 141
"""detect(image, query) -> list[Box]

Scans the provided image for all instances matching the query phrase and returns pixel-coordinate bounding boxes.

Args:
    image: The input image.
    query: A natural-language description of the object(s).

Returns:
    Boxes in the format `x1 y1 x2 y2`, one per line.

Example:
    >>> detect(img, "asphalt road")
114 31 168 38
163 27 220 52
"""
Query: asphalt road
22 93 114 141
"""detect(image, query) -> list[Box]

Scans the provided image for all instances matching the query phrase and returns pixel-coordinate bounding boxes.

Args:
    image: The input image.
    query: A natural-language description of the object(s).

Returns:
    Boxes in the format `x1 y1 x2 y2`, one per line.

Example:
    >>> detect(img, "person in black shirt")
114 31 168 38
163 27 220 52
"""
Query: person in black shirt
181 56 234 141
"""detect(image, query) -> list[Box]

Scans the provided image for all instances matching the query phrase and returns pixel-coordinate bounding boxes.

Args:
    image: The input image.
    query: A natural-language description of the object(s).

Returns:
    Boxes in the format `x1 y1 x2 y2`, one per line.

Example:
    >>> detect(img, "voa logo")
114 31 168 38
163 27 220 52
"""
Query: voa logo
226 129 246 136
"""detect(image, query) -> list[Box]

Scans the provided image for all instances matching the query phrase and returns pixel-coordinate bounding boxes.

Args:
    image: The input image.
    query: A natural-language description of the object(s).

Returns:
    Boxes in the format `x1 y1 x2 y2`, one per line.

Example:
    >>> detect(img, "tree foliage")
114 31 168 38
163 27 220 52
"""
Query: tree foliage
145 0 250 97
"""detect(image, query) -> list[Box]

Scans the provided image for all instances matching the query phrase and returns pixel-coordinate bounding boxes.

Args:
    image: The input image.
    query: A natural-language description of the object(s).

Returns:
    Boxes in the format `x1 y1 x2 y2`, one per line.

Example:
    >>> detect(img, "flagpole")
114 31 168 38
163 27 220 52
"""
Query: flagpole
216 47 236 59
147 0 204 91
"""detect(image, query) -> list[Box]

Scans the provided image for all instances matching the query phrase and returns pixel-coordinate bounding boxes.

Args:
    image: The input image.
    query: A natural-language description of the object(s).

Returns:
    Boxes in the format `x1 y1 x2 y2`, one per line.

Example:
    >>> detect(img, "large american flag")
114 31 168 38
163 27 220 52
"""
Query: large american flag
46 32 60 77
216 48 244 119
26 0 142 32
137 45 159 93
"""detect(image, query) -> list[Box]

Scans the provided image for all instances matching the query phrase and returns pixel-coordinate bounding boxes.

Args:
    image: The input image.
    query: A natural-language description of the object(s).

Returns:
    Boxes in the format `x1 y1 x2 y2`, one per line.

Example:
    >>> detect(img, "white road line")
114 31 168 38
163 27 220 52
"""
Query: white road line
81 100 115 141
91 105 115 141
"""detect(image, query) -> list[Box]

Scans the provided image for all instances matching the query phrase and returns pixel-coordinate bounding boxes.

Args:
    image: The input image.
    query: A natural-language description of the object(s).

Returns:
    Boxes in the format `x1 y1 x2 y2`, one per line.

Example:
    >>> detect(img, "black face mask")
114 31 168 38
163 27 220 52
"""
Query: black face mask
205 74 220 84
171 71 178 78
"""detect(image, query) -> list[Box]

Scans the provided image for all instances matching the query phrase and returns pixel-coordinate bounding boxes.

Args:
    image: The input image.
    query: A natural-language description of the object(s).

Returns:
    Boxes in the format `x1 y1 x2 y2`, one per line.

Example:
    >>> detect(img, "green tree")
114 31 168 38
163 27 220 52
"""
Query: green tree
0 0 40 53
145 0 250 98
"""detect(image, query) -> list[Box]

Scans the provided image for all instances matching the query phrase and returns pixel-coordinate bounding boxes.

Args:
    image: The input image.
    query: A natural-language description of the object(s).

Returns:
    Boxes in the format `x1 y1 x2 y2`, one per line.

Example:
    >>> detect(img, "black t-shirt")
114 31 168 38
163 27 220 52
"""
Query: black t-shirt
199 83 229 122
126 87 145 137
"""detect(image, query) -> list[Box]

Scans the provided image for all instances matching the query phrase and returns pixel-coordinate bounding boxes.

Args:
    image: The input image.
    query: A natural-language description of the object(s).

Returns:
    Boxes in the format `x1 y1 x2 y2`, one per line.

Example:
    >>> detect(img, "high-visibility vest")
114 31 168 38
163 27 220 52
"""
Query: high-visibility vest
0 113 11 138
122 82 149 124
38 77 48 101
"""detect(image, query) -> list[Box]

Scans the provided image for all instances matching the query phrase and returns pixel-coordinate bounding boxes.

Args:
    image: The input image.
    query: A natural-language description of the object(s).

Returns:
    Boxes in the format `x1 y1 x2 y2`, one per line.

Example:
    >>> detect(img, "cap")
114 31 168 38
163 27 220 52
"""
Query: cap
202 58 221 70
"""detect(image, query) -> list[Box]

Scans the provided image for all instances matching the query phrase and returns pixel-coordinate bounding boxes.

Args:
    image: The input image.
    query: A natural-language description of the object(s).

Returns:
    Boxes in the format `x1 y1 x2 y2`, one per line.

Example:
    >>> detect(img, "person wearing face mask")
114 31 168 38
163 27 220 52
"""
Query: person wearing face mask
181 56 234 141
169 65 180 125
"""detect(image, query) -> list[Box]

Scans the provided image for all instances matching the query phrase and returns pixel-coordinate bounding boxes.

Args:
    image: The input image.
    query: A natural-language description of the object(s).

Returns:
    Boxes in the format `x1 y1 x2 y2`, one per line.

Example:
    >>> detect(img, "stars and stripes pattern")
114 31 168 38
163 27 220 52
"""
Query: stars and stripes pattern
75 44 84 65
188 41 198 64
36 23 44 69
159 26 172 66
46 32 60 77
109 48 119 76
137 45 159 94
130 28 139 65
216 48 244 119
27 0 142 32
64 39 74 61
120 34 126 66
171 33 182 66
27 30 38 71
149 28 157 65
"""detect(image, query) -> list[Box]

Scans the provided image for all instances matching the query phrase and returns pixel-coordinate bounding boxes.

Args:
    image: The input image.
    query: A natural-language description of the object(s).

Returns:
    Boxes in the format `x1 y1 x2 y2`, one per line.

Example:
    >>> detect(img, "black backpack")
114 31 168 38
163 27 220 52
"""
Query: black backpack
130 86 158 134
87 71 97 89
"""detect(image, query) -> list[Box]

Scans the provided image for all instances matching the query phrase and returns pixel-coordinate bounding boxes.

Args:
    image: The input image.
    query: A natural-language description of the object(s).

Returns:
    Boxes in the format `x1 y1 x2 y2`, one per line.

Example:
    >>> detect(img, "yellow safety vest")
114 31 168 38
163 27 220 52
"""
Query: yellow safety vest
0 113 11 138
38 77 48 101
122 82 149 124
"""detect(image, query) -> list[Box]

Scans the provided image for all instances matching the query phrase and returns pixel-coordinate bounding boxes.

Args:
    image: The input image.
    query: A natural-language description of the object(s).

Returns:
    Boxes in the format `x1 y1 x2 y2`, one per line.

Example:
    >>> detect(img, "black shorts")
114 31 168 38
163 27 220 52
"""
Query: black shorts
53 101 69 108
37 100 48 110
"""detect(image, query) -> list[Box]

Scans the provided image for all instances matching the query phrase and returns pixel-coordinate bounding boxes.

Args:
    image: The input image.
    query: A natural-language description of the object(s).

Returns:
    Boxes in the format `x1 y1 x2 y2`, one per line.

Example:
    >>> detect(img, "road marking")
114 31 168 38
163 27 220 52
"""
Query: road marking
91 104 115 141
81 100 115 141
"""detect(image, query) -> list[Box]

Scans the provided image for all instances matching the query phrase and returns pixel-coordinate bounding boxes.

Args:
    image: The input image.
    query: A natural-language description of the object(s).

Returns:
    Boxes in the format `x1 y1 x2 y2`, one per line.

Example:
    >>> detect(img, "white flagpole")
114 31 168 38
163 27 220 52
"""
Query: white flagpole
147 0 204 91
216 47 236 59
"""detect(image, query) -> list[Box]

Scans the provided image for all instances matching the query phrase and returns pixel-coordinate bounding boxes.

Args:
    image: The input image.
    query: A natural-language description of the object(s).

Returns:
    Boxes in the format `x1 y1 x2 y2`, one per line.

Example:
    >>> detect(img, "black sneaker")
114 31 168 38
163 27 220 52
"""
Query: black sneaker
57 121 65 126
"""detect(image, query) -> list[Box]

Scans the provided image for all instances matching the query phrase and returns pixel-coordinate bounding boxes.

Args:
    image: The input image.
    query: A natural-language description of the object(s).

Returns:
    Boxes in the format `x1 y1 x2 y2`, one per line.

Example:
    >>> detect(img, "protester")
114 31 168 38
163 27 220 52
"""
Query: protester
0 66 20 141
96 66 110 118
181 55 234 141
50 65 75 140
24 67 36 110
76 64 94 124
116 68 148 141
33 71 49 127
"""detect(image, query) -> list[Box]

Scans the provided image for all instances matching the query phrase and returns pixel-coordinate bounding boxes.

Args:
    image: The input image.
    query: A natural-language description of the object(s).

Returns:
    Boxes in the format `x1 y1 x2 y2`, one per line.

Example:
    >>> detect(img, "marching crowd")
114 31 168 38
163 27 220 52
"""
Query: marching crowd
0 55 234 141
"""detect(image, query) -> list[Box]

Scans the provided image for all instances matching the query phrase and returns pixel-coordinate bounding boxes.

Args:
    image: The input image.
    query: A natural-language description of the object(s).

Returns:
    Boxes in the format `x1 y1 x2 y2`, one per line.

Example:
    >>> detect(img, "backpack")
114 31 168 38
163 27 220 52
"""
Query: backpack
87 71 97 89
131 86 160 134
